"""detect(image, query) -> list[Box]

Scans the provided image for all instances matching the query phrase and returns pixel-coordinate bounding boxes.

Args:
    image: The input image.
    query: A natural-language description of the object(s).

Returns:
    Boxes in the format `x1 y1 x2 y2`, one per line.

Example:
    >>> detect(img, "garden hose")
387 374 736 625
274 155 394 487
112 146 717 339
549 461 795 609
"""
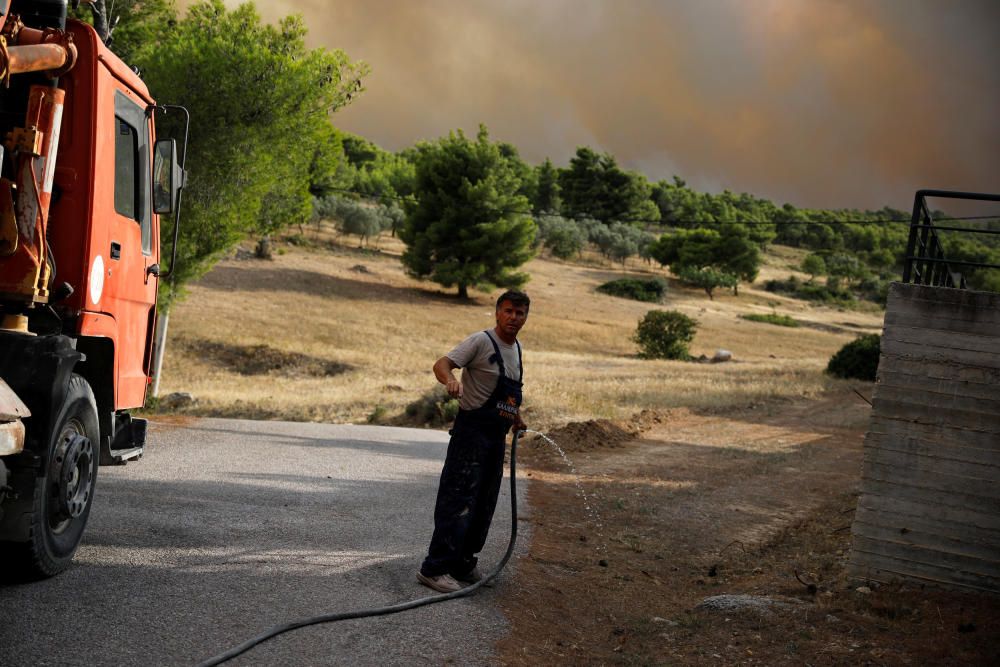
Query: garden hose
196 429 524 667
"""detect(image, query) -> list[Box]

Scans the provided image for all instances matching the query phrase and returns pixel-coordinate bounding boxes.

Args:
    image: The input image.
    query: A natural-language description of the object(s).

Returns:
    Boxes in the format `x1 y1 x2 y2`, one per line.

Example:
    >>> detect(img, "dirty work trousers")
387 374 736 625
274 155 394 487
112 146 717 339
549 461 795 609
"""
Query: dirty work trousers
420 413 507 578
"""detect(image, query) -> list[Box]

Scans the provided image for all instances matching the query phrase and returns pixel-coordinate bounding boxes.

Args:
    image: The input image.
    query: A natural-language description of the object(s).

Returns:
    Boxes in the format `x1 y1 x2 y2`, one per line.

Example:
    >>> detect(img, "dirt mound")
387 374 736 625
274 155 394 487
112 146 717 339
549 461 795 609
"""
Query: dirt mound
522 419 640 469
540 419 636 452
521 410 677 466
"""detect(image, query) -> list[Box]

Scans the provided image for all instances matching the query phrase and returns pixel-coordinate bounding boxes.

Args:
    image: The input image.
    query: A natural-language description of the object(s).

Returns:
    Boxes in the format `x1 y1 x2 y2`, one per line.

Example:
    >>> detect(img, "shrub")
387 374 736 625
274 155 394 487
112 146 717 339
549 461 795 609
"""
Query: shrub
740 313 799 327
367 404 388 424
764 276 857 305
634 310 697 360
826 334 881 381
404 386 460 426
597 278 667 303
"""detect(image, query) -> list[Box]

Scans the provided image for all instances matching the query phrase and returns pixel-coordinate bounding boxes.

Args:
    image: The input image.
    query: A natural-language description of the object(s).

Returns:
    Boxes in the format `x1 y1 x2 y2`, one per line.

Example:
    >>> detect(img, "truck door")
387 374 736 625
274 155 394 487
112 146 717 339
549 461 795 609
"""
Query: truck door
102 90 157 408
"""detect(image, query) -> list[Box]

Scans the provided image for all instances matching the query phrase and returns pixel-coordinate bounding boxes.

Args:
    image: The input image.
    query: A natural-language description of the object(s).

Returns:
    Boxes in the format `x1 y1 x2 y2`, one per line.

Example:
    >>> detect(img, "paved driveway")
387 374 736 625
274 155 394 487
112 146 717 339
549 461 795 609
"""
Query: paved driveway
0 419 527 666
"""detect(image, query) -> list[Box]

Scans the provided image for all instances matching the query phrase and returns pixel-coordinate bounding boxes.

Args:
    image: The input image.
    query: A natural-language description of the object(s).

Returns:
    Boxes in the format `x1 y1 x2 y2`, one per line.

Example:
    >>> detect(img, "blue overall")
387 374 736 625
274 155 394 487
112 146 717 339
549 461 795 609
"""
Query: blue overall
420 331 523 578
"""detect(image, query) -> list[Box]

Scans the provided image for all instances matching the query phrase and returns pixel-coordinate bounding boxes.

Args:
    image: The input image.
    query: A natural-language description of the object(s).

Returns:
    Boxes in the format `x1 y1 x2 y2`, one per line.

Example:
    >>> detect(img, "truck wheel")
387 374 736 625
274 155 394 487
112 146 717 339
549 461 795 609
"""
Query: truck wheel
19 374 100 577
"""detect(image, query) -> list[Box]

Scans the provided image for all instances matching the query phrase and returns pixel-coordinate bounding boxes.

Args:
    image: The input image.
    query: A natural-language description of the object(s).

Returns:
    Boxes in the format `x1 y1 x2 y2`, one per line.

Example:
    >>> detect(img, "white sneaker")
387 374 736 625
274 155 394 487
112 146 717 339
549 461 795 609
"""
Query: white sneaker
417 571 462 593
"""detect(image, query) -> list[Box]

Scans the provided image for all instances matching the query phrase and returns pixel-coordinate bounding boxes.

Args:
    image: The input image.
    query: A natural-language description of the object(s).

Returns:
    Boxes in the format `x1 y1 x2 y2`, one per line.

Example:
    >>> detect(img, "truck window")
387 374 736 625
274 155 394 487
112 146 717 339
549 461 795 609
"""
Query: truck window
114 116 139 221
114 92 152 255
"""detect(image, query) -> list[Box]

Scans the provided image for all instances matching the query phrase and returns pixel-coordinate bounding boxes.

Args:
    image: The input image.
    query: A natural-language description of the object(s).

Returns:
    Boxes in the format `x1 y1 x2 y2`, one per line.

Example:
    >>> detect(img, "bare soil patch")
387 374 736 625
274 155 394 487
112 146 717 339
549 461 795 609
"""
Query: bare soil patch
173 336 352 377
498 391 1000 665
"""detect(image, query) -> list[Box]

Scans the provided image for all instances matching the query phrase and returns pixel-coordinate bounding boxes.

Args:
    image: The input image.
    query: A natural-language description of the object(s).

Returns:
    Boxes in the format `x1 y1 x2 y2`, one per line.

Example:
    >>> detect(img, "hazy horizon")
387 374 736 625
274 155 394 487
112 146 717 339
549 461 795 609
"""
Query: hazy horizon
188 0 999 213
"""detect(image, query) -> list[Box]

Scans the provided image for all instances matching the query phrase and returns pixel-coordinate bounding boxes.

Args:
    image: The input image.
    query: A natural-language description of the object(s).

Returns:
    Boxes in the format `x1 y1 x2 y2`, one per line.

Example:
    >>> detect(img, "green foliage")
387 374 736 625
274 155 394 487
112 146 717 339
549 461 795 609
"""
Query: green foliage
634 310 697 360
367 404 388 424
597 278 667 303
535 214 586 259
651 179 776 244
314 196 401 246
588 221 649 265
404 387 460 426
72 0 177 66
764 276 855 305
769 271 886 306
647 233 679 268
650 227 755 297
825 252 869 286
940 229 1000 292
676 266 737 300
330 131 416 209
740 313 799 327
133 0 367 310
826 334 881 381
534 158 562 214
559 147 659 223
498 141 538 206
400 125 536 298
801 253 826 280
714 226 761 292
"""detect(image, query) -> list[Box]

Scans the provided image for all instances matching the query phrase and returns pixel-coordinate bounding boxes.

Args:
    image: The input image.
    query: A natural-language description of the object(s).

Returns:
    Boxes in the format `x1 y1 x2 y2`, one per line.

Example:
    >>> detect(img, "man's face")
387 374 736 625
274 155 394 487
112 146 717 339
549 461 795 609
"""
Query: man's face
496 300 528 339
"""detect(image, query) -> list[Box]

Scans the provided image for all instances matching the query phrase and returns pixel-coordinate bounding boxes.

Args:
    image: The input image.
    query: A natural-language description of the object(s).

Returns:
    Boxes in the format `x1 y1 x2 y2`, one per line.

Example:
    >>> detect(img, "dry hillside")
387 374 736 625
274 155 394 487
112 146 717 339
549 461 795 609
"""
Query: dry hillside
158 232 881 427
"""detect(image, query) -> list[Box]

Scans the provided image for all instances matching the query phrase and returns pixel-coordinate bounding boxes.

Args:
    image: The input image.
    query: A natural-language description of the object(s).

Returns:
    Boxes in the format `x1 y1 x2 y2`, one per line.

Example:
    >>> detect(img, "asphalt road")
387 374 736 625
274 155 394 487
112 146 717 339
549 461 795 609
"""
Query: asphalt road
0 418 528 666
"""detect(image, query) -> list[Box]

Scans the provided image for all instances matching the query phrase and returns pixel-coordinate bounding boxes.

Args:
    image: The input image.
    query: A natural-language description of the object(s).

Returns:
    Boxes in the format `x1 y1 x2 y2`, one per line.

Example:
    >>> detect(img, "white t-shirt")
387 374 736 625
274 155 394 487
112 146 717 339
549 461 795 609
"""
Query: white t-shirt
446 330 523 411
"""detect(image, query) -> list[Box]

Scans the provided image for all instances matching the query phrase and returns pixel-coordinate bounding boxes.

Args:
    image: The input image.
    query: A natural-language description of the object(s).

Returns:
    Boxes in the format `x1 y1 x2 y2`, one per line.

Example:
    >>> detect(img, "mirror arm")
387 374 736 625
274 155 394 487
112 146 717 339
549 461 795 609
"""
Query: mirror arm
148 104 190 282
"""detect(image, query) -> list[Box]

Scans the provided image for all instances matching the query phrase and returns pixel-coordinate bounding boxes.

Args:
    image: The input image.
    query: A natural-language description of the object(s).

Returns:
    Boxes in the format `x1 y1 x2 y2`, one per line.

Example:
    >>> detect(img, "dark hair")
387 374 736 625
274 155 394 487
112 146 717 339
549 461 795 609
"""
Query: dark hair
496 290 530 311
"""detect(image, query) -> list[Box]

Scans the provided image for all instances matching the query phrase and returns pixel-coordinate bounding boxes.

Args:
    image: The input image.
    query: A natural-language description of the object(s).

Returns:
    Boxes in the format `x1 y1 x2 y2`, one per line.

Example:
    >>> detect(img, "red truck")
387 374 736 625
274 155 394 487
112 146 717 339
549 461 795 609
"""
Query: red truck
0 0 185 577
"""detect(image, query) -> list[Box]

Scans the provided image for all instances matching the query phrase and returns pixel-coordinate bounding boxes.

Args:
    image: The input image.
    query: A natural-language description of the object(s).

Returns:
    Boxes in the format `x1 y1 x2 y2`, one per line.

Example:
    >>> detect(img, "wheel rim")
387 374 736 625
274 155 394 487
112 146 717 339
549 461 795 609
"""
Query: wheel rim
48 418 95 533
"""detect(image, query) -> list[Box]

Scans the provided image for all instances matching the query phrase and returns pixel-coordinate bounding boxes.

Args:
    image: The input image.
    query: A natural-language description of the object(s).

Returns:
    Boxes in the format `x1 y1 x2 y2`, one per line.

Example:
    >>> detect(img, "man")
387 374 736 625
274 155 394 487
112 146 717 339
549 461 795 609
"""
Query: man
417 290 529 593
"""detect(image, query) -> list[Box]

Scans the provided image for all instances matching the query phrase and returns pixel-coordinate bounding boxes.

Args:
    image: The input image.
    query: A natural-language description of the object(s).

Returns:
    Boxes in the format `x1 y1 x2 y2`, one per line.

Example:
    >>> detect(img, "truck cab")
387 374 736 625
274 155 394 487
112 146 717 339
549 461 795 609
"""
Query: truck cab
0 0 184 577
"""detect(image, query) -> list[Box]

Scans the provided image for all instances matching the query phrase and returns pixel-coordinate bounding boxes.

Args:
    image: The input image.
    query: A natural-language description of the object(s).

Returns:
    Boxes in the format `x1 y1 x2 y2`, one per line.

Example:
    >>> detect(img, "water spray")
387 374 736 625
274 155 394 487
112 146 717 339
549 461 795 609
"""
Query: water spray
523 429 607 555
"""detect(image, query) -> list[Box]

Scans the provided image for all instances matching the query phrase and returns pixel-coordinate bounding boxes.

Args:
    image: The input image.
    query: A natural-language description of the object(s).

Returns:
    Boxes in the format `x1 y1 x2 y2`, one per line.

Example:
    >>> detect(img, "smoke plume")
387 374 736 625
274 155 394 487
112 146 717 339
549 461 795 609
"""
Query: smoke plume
188 0 1000 211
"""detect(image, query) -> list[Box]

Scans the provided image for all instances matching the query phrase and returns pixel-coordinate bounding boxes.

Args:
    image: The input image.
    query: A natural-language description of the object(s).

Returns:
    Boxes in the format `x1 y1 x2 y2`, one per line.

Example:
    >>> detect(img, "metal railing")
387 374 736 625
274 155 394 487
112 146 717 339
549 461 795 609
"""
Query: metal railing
902 189 1000 288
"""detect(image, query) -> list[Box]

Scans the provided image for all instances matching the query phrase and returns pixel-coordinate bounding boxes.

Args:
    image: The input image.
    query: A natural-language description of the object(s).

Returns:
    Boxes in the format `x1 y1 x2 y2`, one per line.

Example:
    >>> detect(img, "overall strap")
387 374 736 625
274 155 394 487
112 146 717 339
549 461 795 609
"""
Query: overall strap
483 330 523 382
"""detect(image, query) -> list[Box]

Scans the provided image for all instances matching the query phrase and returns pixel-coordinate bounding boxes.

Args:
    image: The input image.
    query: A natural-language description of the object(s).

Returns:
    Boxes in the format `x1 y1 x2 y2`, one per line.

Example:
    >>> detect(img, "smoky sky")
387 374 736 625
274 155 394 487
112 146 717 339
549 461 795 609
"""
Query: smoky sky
204 0 999 212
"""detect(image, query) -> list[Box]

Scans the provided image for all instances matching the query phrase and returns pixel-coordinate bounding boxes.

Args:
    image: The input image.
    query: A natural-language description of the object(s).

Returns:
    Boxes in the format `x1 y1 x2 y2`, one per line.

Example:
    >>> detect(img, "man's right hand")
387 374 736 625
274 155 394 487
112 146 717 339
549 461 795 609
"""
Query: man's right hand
434 356 463 399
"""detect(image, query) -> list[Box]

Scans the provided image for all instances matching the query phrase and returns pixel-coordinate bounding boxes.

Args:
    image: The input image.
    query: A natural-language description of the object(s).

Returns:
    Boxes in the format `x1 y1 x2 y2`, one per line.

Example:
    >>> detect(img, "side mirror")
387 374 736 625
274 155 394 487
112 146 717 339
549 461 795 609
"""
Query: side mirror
148 103 189 282
152 139 184 215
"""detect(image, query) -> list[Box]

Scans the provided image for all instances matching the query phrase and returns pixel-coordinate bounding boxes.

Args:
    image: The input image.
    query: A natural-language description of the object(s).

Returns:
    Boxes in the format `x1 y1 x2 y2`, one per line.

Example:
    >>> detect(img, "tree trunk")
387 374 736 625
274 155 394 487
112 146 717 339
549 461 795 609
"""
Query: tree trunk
90 1 110 42
255 235 273 259
458 284 469 299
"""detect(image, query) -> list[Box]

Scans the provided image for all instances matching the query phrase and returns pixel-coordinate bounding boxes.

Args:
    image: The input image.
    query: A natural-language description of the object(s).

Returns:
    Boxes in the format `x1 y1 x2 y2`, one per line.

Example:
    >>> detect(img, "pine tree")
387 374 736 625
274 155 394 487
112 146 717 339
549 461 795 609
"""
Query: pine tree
401 126 536 298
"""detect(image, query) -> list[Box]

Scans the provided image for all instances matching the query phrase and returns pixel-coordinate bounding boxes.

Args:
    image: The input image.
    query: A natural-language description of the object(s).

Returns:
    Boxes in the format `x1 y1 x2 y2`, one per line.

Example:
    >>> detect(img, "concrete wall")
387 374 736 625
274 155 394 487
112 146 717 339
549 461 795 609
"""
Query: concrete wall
849 282 1000 593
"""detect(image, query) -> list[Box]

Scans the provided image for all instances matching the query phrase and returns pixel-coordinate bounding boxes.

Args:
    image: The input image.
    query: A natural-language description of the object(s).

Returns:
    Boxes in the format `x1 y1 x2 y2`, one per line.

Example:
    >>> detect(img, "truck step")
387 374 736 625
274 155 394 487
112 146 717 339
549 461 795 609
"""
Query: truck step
107 446 143 463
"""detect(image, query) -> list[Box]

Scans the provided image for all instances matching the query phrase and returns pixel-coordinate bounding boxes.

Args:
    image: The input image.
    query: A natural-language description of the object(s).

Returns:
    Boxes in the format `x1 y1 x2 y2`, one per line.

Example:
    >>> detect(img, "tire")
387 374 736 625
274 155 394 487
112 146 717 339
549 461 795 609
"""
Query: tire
10 374 100 578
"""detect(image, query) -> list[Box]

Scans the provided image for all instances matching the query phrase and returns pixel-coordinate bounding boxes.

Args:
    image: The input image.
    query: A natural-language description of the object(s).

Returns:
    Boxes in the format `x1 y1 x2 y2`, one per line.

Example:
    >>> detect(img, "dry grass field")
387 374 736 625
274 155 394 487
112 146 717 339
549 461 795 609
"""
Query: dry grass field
157 228 882 428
